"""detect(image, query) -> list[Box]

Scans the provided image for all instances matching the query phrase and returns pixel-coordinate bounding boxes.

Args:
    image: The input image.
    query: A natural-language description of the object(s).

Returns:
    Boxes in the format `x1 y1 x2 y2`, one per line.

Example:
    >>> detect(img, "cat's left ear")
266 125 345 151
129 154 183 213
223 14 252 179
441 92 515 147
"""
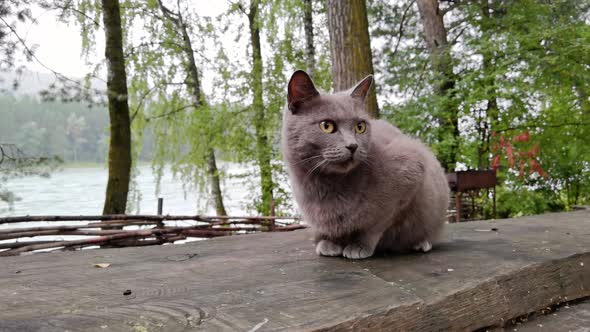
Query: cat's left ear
350 75 373 100
288 70 319 113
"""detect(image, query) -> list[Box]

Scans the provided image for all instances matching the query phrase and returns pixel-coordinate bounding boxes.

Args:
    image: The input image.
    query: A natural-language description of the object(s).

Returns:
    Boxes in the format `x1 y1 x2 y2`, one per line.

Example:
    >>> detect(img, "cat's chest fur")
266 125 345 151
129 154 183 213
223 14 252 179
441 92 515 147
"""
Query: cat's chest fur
290 153 396 236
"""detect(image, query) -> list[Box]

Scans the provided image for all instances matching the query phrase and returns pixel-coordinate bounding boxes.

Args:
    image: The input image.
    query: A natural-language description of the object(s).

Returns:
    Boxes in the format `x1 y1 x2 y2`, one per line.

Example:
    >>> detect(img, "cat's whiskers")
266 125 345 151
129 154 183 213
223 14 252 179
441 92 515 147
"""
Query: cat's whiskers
360 156 374 168
357 151 373 167
306 159 328 178
295 155 323 165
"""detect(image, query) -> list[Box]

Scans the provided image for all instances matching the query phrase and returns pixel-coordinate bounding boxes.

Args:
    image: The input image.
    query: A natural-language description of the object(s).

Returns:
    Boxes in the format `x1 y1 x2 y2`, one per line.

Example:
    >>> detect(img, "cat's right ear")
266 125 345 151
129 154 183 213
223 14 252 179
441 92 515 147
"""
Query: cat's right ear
288 70 319 113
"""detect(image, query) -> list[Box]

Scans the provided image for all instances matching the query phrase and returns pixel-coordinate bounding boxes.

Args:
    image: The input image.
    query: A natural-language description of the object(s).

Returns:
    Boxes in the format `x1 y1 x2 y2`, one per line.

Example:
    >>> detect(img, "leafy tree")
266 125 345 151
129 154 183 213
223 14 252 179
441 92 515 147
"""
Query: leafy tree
117 0 230 215
211 0 331 214
370 0 590 215
415 0 459 171
0 0 33 76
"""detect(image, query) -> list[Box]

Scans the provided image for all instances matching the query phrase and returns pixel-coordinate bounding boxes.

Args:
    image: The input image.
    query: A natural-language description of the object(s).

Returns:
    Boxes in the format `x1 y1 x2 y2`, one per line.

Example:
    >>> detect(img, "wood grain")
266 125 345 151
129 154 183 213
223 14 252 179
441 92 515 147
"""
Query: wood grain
0 210 588 331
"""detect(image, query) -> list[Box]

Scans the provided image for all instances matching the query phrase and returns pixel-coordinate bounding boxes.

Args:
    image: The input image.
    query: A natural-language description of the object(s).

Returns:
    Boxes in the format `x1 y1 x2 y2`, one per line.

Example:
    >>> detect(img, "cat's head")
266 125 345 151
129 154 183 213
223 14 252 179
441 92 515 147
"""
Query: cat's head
283 70 373 175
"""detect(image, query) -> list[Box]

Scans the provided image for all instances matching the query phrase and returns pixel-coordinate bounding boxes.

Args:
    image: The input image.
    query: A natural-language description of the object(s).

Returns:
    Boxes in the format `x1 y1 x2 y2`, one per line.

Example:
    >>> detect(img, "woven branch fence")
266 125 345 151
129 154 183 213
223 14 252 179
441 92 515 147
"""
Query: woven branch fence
0 214 304 256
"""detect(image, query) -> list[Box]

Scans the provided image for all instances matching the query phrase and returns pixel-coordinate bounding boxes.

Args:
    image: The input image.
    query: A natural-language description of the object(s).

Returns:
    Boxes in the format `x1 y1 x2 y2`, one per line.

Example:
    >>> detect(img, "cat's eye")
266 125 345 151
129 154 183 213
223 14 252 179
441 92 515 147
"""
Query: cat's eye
319 120 336 133
355 121 367 134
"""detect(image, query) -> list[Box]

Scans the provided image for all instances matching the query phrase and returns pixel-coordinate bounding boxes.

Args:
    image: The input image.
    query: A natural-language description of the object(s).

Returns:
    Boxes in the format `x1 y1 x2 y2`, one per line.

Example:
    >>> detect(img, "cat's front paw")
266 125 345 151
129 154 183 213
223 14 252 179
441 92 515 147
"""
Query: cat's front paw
343 243 374 259
316 239 343 257
413 240 432 252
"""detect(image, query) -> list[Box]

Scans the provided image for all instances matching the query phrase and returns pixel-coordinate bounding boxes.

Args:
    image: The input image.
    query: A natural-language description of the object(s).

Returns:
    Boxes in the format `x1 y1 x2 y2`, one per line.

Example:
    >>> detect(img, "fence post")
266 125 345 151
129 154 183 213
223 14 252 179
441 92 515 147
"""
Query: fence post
156 198 164 228
157 198 163 215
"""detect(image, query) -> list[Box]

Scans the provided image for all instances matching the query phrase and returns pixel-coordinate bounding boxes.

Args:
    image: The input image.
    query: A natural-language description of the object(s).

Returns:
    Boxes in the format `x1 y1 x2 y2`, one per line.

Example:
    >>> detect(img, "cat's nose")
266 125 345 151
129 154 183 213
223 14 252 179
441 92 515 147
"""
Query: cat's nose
346 143 358 153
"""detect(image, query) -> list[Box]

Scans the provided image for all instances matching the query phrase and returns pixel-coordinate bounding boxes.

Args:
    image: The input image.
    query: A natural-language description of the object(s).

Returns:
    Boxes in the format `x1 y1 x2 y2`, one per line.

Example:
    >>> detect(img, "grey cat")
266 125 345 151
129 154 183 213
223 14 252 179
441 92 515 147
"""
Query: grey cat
281 70 449 259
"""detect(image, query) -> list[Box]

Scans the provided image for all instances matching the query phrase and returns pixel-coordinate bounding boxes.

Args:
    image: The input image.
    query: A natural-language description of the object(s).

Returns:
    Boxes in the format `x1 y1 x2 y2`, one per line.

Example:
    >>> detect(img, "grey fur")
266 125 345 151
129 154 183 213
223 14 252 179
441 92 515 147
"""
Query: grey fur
282 70 449 259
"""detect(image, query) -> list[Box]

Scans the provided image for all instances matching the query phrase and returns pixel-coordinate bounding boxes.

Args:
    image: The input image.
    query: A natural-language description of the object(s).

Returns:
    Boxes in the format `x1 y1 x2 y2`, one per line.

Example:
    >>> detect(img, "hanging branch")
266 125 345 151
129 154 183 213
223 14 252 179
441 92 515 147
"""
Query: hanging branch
494 121 590 134
391 0 416 61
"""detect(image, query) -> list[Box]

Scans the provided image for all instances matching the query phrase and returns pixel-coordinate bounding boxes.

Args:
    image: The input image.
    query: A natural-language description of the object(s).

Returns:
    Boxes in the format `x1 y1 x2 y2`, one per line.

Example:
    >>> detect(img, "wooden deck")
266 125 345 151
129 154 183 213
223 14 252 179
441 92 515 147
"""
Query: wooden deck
1 210 589 331
504 299 590 331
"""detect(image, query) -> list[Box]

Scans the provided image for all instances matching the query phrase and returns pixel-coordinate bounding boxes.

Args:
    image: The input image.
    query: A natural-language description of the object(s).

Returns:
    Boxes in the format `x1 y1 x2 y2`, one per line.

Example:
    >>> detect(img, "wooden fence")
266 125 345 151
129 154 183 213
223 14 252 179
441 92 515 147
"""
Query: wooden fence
0 214 304 256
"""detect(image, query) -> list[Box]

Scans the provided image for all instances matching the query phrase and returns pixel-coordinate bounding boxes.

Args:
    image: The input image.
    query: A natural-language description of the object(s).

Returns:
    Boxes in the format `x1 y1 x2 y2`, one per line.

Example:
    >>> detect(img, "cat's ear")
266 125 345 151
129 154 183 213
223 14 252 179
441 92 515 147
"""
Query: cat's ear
288 70 319 112
350 75 373 100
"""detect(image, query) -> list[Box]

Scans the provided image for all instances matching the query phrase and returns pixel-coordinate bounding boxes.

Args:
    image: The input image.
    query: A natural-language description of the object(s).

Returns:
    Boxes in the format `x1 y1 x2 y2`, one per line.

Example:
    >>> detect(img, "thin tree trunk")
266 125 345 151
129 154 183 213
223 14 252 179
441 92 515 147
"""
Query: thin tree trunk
327 0 379 117
101 0 132 214
156 0 227 215
178 14 227 216
303 0 315 77
480 0 498 170
248 0 274 215
416 0 458 171
206 148 226 215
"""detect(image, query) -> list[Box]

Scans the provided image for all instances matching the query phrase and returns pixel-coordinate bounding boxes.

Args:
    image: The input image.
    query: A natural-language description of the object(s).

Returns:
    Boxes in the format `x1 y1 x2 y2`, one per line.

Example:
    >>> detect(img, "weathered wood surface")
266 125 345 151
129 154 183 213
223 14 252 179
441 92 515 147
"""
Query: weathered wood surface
1 210 589 331
499 299 590 331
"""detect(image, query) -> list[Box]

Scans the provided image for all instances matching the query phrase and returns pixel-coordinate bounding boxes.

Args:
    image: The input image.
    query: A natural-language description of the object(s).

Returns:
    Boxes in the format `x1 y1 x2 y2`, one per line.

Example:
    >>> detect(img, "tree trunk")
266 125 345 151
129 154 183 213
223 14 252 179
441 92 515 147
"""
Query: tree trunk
206 148 226 215
101 0 132 215
248 0 274 215
178 14 227 216
156 0 227 215
303 0 315 77
327 0 379 117
480 0 498 170
416 0 458 171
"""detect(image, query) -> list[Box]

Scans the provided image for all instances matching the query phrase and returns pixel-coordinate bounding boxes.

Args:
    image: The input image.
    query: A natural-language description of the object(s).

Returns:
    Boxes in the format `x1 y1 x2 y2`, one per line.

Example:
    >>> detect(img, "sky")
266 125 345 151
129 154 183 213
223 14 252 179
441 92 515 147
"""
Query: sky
19 6 101 78
17 1 228 80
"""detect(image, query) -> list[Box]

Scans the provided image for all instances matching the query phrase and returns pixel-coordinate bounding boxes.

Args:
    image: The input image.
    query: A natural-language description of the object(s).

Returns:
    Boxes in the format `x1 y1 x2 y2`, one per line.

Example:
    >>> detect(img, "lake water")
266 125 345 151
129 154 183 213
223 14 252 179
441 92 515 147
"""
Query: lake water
0 164 291 249
0 164 260 217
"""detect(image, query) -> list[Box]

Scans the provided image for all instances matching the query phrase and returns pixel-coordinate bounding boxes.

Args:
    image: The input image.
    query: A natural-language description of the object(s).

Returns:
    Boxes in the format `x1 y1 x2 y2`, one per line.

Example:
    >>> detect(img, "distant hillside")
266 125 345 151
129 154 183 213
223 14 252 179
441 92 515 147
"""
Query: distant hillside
0 70 154 164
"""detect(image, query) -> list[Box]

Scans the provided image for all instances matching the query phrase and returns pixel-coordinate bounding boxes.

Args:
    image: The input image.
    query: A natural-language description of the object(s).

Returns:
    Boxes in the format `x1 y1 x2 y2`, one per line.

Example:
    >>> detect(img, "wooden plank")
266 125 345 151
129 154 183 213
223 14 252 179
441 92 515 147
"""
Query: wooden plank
509 299 590 331
0 211 589 331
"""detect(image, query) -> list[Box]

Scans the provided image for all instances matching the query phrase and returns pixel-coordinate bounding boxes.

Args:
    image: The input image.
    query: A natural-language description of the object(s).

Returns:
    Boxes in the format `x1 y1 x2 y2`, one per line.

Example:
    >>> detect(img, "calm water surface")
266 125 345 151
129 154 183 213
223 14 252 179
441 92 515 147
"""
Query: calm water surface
0 164 271 249
1 164 255 217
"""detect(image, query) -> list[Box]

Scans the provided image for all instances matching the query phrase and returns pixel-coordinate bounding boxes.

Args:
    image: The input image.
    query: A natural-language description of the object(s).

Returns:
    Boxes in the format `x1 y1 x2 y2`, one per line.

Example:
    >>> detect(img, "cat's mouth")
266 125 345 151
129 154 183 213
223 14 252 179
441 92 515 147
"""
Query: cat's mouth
324 157 360 173
319 149 362 174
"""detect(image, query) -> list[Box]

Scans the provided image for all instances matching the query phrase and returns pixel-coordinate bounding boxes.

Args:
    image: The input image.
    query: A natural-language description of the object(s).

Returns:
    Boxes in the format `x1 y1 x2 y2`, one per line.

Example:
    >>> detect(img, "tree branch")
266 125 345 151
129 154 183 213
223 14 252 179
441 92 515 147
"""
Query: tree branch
391 0 416 61
145 104 195 121
0 16 80 86
227 0 248 15
441 0 464 16
495 121 590 133
156 0 181 25
51 0 102 28
130 84 159 123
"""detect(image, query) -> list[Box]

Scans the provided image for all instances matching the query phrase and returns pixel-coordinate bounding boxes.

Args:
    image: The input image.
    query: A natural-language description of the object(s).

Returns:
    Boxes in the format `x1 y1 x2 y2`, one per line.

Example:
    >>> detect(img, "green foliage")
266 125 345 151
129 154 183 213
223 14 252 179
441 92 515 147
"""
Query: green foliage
0 0 34 72
371 0 590 217
484 186 565 219
122 0 332 214
13 0 586 219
